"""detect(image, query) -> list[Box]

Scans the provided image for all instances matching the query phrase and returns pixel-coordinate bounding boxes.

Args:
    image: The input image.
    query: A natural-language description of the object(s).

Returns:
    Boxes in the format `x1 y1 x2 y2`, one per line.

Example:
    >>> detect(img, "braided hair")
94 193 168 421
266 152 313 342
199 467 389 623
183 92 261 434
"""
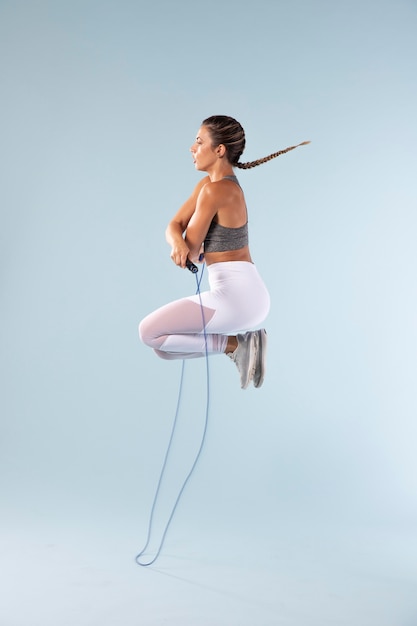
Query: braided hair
201 115 310 169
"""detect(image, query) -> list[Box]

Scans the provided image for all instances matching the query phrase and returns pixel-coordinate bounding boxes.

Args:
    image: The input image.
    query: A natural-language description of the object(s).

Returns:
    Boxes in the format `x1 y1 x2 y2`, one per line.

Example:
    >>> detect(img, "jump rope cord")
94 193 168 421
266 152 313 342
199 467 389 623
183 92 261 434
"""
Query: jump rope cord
135 264 210 567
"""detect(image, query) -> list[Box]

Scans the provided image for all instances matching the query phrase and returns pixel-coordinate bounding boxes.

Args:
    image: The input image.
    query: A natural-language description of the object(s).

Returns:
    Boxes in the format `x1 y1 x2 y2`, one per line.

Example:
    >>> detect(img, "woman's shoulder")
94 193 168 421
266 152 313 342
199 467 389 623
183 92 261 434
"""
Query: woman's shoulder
200 176 241 195
193 175 211 194
194 176 244 213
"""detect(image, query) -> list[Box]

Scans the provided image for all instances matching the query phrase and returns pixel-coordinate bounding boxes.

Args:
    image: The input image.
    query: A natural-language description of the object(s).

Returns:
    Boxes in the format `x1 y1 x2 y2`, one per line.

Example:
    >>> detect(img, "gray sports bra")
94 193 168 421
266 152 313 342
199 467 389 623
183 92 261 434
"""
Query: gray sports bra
204 175 249 253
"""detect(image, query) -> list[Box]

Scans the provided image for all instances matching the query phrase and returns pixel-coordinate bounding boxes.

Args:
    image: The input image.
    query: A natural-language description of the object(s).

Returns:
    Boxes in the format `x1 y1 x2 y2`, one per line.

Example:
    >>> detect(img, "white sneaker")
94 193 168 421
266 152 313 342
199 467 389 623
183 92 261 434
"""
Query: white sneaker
253 329 267 388
227 331 257 389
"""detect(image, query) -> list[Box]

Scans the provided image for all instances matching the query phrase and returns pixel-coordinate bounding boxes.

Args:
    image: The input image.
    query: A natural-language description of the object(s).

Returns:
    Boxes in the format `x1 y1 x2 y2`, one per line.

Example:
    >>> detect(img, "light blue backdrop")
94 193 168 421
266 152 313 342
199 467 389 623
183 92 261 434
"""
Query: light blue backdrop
1 1 417 625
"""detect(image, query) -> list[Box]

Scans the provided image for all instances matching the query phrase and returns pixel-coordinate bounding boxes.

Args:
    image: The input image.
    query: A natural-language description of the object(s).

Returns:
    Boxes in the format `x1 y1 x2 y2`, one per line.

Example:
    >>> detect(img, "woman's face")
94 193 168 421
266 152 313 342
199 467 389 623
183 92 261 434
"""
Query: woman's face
190 126 219 171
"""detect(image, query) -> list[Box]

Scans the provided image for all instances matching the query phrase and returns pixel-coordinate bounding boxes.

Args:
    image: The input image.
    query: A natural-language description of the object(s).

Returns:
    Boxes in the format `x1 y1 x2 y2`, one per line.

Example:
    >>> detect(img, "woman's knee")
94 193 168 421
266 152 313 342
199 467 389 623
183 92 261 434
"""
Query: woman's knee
138 317 166 350
138 317 155 347
138 318 147 344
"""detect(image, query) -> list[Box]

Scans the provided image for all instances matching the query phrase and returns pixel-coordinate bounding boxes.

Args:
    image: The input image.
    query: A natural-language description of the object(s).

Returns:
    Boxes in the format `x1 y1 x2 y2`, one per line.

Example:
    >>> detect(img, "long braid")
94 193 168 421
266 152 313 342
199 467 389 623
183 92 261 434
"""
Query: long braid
201 115 310 171
235 141 311 170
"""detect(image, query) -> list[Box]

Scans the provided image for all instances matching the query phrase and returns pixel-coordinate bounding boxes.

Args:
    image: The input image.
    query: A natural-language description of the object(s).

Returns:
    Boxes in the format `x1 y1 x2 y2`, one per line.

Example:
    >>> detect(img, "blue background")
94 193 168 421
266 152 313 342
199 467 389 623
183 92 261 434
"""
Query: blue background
1 1 417 624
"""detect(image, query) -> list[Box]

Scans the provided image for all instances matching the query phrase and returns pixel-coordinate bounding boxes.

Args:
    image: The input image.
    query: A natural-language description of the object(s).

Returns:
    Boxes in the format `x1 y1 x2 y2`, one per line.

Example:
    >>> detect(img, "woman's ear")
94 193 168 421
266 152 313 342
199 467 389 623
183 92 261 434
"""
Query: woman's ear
216 144 226 158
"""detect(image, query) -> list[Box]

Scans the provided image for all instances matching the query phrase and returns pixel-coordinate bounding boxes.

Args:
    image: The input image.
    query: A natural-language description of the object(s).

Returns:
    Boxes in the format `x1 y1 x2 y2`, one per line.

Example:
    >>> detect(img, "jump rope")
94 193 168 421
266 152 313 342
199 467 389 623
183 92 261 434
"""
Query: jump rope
135 258 208 567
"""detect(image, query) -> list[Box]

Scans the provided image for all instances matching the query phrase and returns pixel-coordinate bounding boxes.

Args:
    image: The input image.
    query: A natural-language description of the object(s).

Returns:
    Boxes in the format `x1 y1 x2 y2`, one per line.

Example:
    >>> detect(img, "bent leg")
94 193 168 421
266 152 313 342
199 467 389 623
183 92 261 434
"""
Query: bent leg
139 298 228 360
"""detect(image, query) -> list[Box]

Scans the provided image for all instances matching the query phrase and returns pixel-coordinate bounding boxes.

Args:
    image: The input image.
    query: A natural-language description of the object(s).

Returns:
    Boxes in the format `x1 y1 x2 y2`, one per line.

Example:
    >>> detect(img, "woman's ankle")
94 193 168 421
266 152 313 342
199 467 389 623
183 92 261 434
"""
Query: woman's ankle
225 336 238 354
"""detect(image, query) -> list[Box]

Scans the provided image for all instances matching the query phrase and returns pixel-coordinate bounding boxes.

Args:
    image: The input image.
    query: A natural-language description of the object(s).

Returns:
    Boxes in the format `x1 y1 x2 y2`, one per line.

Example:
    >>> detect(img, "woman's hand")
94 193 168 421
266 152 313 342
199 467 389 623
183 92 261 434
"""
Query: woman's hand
170 239 191 269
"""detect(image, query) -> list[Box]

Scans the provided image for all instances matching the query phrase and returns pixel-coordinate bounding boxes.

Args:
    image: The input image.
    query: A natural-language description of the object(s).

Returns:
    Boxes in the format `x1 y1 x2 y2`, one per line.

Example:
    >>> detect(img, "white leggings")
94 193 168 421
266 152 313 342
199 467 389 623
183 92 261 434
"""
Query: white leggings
139 261 270 360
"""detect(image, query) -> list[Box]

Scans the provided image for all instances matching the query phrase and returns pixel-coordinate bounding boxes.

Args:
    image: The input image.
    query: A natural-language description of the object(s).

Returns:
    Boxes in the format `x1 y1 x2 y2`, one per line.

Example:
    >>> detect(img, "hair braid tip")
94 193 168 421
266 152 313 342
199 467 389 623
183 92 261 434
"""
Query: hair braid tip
235 139 310 170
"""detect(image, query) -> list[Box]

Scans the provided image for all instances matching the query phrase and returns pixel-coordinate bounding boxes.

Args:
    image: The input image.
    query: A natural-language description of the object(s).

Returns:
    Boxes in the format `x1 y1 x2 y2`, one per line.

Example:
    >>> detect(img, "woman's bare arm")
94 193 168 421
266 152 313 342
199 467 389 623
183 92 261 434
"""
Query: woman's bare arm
166 176 210 268
184 183 220 261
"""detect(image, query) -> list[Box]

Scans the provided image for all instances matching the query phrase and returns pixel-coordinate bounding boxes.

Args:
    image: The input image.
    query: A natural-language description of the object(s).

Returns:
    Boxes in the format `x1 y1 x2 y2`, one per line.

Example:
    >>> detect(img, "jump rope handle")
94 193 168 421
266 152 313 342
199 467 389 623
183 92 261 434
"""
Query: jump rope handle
186 258 198 273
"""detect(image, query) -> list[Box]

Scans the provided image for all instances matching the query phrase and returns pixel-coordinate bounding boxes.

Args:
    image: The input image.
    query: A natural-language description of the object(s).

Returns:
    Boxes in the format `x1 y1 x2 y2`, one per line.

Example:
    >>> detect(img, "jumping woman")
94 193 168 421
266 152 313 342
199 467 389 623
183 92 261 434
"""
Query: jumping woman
139 115 308 389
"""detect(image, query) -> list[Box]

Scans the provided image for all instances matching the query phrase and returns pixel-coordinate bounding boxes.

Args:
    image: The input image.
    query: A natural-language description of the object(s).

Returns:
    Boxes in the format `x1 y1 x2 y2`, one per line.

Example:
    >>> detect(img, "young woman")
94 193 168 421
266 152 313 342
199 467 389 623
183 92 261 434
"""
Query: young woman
139 115 308 389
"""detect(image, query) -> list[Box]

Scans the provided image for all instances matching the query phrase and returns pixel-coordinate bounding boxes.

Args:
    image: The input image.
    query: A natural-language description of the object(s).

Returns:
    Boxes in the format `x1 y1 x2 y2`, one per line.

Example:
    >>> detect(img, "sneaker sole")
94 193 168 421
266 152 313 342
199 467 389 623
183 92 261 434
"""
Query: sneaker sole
253 329 267 388
237 331 257 390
